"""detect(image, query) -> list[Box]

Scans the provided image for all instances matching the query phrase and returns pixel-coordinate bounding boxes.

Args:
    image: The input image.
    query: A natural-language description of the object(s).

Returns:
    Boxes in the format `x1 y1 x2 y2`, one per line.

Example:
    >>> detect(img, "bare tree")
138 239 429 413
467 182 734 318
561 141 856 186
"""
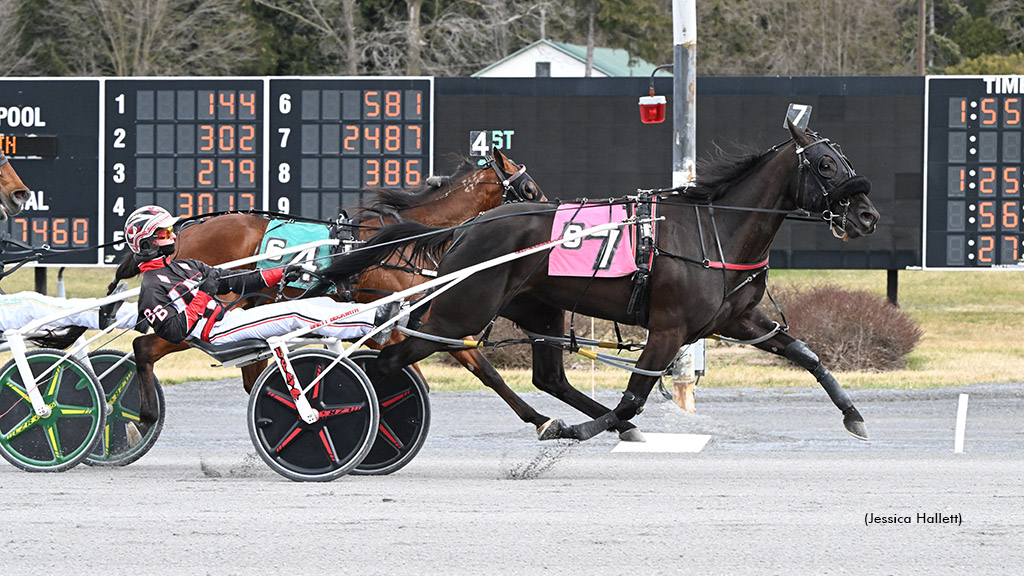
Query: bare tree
700 0 913 76
255 0 360 75
41 0 265 76
989 0 1024 53
0 0 39 76
421 1 571 76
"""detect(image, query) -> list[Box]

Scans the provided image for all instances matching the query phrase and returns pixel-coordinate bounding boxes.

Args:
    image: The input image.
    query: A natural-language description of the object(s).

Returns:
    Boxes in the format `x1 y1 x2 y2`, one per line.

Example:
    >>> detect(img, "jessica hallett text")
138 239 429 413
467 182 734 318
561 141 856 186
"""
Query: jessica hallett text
864 512 962 526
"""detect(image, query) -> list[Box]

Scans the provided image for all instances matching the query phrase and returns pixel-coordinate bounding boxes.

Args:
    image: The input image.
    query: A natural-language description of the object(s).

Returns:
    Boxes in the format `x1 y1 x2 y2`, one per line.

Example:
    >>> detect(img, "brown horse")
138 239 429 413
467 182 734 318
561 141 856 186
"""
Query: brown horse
0 152 32 221
108 149 545 439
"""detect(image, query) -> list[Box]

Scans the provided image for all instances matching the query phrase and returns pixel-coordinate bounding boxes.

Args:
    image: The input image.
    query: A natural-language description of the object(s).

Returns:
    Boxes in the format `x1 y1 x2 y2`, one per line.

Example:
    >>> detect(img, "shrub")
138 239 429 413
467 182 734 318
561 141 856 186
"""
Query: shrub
770 284 922 371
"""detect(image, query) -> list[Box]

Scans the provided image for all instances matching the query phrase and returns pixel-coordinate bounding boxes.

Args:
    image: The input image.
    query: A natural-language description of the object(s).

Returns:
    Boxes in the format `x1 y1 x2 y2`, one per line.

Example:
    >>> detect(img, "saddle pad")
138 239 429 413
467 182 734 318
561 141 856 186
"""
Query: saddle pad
256 220 332 287
549 203 637 278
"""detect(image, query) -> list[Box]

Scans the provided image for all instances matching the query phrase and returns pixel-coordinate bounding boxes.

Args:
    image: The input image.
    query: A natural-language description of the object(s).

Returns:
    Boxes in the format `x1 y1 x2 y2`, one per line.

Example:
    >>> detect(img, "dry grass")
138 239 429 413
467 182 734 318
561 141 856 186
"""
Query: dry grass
2 266 1022 390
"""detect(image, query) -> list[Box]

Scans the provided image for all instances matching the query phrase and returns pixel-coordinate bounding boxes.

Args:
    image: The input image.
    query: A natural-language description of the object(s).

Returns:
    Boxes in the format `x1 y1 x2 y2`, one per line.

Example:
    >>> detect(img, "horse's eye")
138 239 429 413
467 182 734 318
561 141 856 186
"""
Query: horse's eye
818 157 837 178
523 181 538 199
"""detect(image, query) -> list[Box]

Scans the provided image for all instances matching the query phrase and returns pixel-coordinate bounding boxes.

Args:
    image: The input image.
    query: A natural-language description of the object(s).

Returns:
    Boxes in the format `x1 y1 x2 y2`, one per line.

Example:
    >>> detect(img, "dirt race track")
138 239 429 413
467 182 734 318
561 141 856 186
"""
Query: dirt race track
2 378 1023 575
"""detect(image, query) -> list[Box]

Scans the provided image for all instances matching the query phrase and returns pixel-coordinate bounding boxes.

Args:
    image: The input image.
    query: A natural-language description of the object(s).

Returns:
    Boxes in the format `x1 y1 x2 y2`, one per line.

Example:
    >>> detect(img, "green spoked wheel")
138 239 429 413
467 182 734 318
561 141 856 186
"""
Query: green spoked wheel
84 350 165 467
248 350 379 482
0 349 105 472
348 349 430 476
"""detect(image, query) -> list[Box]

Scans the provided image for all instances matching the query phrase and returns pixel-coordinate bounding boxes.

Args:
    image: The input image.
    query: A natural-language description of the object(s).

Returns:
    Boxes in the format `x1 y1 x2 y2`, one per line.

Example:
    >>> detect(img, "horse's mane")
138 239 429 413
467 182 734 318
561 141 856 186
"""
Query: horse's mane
356 158 478 223
691 144 774 200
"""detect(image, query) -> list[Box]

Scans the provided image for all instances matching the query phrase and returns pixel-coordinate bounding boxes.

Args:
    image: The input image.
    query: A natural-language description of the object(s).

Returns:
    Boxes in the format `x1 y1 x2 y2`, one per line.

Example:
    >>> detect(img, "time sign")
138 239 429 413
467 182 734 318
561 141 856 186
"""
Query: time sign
925 76 1024 268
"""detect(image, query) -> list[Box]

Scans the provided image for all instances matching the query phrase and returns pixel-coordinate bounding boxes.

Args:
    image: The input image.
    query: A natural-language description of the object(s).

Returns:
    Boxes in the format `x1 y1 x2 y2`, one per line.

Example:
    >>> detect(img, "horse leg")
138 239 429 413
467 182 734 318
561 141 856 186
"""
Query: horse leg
510 305 644 441
448 348 555 431
240 360 267 394
131 334 189 439
562 327 686 441
720 307 868 440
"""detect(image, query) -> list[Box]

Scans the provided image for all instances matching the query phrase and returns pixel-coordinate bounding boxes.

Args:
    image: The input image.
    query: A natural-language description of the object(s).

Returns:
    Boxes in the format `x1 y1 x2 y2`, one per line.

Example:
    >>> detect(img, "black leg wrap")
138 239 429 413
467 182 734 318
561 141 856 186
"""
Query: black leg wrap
785 340 867 440
784 340 853 411
567 391 645 441
568 411 621 441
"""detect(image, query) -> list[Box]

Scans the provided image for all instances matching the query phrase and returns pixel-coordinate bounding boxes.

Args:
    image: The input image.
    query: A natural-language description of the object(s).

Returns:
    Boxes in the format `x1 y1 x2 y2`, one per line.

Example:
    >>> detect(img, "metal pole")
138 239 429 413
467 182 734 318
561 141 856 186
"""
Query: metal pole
917 0 926 75
673 0 697 187
887 269 899 307
670 0 702 413
34 267 46 295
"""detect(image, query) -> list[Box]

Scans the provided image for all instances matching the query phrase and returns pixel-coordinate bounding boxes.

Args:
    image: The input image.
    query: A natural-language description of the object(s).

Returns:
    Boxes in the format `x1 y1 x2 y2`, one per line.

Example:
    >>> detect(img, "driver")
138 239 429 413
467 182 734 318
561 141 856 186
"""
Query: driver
125 205 397 346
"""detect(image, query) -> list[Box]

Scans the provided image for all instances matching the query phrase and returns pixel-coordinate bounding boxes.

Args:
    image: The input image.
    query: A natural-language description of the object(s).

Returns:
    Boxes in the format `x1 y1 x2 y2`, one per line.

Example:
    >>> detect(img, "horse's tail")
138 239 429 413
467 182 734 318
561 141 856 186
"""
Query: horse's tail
311 221 454 296
106 252 141 295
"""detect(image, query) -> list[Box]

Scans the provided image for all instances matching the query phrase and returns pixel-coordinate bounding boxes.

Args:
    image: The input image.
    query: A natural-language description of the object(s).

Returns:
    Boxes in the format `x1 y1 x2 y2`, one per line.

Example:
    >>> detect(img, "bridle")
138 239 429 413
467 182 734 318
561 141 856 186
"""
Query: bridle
486 155 541 203
793 135 867 239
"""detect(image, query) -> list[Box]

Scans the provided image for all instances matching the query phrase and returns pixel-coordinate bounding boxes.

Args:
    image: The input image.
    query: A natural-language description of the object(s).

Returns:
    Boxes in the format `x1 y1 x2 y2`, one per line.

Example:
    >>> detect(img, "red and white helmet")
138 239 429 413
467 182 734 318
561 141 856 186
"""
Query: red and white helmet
124 205 179 258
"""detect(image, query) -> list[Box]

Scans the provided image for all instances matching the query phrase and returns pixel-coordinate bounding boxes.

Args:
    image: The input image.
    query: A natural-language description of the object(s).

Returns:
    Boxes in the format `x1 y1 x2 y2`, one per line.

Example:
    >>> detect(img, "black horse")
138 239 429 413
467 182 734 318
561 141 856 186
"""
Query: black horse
314 120 880 441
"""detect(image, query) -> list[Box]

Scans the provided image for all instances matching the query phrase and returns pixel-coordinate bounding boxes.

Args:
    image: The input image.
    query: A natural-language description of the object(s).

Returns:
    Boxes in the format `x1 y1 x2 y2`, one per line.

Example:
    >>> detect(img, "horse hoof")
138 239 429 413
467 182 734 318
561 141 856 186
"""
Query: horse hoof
126 422 143 447
843 413 869 441
537 419 567 441
618 428 646 442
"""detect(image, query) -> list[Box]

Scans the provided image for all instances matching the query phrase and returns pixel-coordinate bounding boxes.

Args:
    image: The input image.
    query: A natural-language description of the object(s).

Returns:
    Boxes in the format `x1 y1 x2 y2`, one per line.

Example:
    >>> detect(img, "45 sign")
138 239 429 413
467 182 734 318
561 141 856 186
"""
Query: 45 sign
469 130 515 156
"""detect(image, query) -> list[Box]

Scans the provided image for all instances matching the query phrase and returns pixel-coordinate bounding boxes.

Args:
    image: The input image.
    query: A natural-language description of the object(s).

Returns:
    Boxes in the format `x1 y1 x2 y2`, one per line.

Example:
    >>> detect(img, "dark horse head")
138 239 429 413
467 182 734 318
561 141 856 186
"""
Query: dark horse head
784 119 878 240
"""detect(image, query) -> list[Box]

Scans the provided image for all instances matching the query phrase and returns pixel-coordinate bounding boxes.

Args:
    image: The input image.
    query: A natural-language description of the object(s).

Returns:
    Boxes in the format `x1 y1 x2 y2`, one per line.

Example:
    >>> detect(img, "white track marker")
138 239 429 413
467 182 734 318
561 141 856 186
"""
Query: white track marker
612 433 711 453
954 393 969 453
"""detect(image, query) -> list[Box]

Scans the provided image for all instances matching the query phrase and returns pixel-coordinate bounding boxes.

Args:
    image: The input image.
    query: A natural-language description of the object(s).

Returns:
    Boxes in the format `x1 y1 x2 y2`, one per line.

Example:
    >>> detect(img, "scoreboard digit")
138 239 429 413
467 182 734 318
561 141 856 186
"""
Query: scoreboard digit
0 79 100 265
269 78 432 220
925 76 1024 268
103 78 264 263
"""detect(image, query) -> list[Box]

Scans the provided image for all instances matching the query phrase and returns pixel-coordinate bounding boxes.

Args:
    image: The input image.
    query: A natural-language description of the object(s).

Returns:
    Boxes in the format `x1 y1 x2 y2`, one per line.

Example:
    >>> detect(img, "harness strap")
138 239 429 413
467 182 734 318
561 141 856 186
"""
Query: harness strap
501 163 527 189
705 256 770 271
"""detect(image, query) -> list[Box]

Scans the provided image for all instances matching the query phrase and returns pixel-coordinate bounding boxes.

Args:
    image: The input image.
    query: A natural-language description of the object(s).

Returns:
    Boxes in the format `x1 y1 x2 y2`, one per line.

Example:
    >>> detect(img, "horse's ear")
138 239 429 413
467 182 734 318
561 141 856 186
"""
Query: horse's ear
786 118 812 146
492 147 510 171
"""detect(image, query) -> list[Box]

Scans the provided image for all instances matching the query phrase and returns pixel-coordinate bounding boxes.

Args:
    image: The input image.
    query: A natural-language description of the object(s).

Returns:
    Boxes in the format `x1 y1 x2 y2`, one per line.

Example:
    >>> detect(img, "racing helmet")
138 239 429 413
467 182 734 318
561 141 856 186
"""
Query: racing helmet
124 205 179 260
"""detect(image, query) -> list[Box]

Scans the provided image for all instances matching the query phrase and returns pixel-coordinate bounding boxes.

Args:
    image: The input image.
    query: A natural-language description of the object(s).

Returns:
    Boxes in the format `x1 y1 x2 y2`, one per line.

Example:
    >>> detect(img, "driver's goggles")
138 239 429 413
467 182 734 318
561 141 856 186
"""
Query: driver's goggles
154 226 175 239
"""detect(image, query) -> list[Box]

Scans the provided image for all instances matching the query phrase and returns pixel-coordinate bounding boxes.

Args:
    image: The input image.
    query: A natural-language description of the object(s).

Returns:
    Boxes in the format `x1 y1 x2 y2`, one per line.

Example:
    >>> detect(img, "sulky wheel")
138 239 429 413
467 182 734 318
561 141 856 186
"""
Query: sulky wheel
347 349 430 476
0 349 105 473
84 349 164 467
247 349 379 482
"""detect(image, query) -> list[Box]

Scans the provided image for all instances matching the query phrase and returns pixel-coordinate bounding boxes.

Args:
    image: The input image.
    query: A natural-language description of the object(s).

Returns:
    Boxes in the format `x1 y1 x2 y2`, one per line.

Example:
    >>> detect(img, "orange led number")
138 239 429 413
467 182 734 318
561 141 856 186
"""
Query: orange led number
1004 98 1020 126
981 98 997 125
979 201 996 229
979 167 997 196
1003 201 1020 230
978 235 995 264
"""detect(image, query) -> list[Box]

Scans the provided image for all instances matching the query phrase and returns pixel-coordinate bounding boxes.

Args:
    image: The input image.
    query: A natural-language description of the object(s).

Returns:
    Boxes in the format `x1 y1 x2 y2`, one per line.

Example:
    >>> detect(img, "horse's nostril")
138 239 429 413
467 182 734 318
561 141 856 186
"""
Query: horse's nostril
12 190 29 202
862 211 878 228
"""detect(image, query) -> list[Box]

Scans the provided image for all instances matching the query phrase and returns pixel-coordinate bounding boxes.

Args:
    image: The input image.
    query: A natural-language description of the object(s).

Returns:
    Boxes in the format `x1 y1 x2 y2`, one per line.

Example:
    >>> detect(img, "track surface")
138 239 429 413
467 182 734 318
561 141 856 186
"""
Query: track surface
2 379 1023 574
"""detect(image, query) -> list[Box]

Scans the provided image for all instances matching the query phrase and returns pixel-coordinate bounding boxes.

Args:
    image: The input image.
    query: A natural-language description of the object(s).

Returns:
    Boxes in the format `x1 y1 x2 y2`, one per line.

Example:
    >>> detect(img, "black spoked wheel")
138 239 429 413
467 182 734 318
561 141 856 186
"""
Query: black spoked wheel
84 350 165 467
348 349 430 476
0 349 104 472
248 349 379 482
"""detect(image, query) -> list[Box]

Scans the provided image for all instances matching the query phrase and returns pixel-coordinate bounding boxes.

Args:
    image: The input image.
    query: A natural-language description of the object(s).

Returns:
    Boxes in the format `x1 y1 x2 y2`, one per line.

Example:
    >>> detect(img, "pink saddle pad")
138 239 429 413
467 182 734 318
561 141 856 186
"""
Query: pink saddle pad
549 203 637 277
